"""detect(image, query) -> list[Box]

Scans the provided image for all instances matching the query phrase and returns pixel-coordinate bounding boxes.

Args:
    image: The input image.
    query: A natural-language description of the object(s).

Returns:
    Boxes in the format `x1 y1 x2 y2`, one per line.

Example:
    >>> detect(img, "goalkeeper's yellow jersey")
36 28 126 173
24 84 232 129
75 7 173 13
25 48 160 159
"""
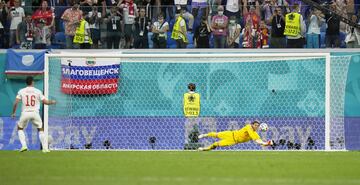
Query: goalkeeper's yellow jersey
233 124 260 143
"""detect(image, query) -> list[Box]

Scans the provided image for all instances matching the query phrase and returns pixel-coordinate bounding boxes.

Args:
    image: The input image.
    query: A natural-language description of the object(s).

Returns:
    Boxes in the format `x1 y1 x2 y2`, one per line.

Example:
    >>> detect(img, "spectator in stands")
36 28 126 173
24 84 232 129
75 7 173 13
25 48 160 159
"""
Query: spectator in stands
242 17 255 48
243 5 261 48
16 14 33 49
345 14 360 48
269 6 285 48
261 0 276 26
134 7 150 48
33 18 54 49
284 3 306 48
174 0 194 32
100 0 109 49
194 16 211 48
325 1 341 48
80 0 95 13
257 20 269 48
0 0 8 48
171 9 188 48
211 5 228 48
191 0 208 19
139 0 159 21
118 0 138 48
103 4 122 49
243 4 261 34
88 5 102 48
73 11 92 49
8 0 25 48
32 0 54 27
54 0 68 32
306 8 324 48
276 0 290 13
224 0 241 26
335 0 348 33
227 16 241 48
61 0 83 49
152 13 169 48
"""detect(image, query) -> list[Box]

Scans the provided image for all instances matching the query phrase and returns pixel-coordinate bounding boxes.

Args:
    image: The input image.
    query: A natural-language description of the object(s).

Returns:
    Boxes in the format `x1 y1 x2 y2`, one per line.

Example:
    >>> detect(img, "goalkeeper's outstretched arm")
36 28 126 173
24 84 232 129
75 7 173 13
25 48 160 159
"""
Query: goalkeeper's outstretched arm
255 139 273 146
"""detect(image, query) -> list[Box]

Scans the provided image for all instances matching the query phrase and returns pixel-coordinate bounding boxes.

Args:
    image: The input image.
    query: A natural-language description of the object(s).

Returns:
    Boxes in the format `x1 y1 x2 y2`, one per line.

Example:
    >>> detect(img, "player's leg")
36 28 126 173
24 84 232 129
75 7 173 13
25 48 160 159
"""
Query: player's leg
198 131 236 151
17 113 29 152
198 139 237 151
37 128 49 153
198 130 232 139
198 132 216 139
32 113 49 153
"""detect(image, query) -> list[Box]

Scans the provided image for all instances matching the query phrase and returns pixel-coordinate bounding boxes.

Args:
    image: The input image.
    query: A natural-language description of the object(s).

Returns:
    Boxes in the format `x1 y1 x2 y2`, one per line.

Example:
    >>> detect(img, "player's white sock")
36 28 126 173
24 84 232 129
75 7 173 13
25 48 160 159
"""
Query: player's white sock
18 130 27 149
38 131 45 149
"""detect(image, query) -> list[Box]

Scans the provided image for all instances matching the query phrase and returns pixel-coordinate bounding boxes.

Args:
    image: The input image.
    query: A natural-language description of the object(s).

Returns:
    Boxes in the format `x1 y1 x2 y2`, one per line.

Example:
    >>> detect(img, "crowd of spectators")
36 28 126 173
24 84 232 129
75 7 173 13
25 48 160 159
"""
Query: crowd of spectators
0 0 359 49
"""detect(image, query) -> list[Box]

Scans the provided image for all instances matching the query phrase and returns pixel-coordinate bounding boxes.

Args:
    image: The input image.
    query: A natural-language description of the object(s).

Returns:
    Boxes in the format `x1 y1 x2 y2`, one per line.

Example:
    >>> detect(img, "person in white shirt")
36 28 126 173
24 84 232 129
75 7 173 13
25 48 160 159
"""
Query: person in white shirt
227 16 241 48
118 0 138 48
306 8 324 48
152 13 169 48
12 76 56 153
225 0 241 20
345 14 360 48
8 0 25 47
33 18 54 49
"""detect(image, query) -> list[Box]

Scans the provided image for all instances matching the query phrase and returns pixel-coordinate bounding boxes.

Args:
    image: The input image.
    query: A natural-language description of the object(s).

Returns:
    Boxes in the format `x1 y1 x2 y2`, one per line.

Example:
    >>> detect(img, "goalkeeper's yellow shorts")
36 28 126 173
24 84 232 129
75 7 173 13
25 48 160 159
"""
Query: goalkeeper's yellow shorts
214 131 237 147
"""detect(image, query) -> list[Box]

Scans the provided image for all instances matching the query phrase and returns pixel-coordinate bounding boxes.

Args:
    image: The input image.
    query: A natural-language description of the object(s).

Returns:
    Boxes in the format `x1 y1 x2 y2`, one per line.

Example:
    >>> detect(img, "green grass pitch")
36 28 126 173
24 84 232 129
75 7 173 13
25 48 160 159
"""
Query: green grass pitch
0 151 360 185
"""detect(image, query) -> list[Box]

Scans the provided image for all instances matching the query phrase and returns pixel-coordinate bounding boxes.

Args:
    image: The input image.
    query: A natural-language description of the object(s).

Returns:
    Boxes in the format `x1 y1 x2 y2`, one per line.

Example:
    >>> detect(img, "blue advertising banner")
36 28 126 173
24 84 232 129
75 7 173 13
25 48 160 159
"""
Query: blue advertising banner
45 116 326 150
0 117 41 150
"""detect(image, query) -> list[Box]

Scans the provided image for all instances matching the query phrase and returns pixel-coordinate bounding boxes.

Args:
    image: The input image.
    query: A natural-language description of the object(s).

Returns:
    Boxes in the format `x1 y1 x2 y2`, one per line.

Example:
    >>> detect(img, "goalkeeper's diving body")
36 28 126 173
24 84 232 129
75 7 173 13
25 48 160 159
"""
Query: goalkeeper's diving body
198 121 273 151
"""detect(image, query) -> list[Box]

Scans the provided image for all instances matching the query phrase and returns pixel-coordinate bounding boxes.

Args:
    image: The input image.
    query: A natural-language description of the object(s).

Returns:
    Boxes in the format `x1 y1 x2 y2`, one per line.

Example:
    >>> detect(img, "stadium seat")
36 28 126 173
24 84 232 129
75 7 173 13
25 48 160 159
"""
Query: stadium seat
167 32 177 48
52 32 66 49
168 19 175 32
187 32 194 45
59 19 65 32
186 43 194 48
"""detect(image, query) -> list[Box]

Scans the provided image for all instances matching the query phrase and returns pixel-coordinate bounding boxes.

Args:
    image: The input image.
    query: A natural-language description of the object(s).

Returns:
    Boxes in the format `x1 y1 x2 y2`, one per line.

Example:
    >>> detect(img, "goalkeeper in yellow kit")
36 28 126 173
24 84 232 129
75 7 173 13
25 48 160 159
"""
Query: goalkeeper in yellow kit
198 120 273 151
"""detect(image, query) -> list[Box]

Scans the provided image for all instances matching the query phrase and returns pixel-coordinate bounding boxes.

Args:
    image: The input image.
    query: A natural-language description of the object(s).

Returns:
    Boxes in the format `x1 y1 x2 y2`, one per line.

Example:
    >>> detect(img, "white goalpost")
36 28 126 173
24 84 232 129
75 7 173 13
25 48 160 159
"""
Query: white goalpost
44 52 350 151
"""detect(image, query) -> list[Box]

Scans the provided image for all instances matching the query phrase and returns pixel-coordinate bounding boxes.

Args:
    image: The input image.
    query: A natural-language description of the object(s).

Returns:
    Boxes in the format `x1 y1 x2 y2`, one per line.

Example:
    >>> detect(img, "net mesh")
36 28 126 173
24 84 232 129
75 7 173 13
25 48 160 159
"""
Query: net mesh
46 54 351 150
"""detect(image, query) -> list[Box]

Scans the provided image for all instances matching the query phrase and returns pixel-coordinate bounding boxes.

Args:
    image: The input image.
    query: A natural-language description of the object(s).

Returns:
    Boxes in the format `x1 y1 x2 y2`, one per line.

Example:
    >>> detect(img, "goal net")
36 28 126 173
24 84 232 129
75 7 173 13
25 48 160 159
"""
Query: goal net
44 52 351 151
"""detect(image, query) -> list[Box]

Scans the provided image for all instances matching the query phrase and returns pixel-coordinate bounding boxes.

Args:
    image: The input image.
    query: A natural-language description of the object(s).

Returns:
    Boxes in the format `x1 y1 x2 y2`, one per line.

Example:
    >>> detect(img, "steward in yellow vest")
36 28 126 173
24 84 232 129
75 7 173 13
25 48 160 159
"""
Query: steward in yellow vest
284 12 301 37
284 3 305 48
73 18 93 49
172 9 188 48
183 83 200 117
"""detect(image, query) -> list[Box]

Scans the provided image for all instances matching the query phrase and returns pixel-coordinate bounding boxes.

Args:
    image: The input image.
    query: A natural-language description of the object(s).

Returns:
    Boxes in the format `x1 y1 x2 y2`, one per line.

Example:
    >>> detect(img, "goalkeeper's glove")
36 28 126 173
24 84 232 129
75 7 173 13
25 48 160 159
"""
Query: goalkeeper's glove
263 140 273 146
